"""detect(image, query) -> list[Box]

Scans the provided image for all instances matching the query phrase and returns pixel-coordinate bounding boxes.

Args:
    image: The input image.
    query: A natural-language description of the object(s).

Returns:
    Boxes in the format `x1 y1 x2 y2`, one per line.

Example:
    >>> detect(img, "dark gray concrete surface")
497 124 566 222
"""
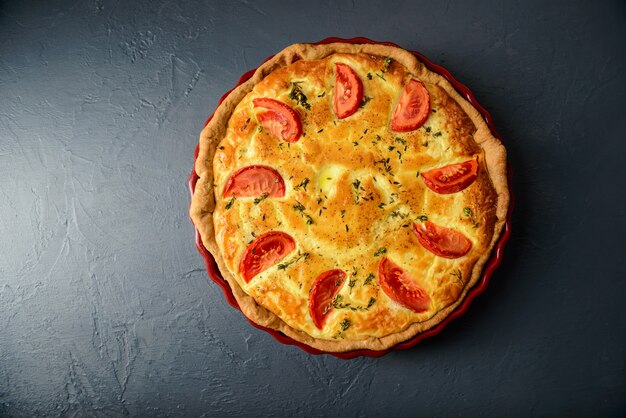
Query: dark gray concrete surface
1 0 625 416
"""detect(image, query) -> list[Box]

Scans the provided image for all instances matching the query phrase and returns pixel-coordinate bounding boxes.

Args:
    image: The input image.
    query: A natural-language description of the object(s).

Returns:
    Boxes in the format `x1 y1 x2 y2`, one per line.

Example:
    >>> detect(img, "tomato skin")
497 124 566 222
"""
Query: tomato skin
413 221 472 259
333 63 363 119
378 257 430 313
253 98 302 142
223 165 285 198
239 231 296 283
421 158 479 194
390 79 430 132
309 269 347 329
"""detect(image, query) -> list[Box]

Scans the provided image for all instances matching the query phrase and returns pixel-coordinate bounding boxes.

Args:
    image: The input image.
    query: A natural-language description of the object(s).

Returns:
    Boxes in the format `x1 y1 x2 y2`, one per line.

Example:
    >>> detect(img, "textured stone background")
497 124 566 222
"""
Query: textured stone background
1 0 625 416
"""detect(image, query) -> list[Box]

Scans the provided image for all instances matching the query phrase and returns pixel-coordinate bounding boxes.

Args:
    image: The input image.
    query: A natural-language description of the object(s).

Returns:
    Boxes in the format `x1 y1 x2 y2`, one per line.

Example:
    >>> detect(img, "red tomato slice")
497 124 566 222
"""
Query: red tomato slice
421 158 479 194
309 269 346 329
390 79 430 132
413 221 472 259
223 165 285 198
239 231 296 283
253 98 302 143
378 257 430 313
333 63 363 119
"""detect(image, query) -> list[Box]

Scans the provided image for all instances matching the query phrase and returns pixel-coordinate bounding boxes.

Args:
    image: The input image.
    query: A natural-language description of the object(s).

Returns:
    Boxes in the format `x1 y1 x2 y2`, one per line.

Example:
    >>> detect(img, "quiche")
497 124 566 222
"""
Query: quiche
190 41 509 352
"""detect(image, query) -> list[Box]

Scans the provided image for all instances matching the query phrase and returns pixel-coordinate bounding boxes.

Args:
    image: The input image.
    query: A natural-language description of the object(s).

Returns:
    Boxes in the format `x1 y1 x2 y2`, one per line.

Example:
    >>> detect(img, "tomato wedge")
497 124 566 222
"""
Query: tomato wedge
253 98 302 142
413 221 472 259
309 269 347 329
333 63 363 119
223 165 285 198
390 79 430 132
379 257 430 313
421 158 479 194
239 231 296 283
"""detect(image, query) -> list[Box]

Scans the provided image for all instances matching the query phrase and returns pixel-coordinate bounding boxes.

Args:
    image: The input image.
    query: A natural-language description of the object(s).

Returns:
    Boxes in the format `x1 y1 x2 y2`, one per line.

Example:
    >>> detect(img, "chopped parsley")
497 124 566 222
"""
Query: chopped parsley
332 295 377 312
374 247 387 257
288 81 310 110
450 268 464 285
242 118 251 130
382 57 392 73
375 157 393 175
463 207 480 228
253 192 269 205
352 179 362 204
277 251 310 270
225 196 236 210
363 273 375 285
340 318 351 331
293 200 314 225
390 210 408 219
293 177 310 191
360 96 372 108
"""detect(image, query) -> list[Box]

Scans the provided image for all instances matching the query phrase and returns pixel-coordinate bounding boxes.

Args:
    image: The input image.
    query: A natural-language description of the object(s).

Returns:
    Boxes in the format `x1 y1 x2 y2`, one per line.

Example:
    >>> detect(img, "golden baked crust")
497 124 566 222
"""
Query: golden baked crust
190 42 509 352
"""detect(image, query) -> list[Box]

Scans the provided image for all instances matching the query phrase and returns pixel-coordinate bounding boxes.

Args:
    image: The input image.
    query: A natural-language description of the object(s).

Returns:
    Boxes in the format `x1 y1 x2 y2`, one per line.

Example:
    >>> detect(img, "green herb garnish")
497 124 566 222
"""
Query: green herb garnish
293 200 314 225
463 207 480 228
340 318 351 331
294 177 310 191
374 247 387 257
450 269 464 286
382 57 392 73
352 179 362 204
288 82 310 110
253 192 269 205
277 251 310 270
390 210 407 219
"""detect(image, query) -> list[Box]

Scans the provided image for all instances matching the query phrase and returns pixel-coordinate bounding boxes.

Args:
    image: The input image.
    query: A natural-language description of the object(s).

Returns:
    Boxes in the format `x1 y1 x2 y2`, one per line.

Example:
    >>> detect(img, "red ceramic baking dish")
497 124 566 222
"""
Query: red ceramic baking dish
188 37 513 359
